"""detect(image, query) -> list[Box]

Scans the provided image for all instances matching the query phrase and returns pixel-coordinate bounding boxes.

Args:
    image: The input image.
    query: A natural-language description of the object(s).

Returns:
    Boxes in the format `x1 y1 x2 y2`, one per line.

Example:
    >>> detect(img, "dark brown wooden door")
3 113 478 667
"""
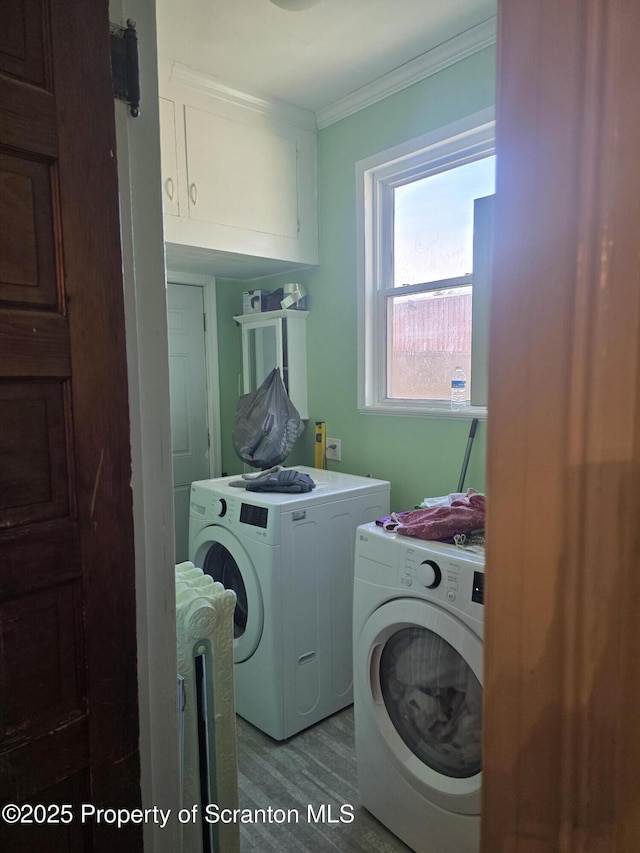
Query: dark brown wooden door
0 1 141 850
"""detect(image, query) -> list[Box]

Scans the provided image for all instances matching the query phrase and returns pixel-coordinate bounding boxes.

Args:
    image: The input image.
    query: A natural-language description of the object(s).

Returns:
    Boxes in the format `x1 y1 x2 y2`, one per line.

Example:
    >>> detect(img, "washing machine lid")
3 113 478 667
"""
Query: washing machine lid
357 597 482 814
191 526 263 663
192 466 390 511
356 520 485 571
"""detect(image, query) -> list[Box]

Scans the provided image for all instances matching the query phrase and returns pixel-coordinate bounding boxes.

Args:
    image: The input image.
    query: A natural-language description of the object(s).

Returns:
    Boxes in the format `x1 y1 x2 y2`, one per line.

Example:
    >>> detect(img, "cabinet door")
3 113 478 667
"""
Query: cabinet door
159 97 180 216
242 318 284 395
184 106 298 239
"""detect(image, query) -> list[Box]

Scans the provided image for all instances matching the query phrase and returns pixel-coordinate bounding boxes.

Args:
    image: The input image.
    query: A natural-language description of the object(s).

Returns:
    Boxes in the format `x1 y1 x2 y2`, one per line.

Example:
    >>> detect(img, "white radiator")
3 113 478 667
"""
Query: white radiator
175 561 240 853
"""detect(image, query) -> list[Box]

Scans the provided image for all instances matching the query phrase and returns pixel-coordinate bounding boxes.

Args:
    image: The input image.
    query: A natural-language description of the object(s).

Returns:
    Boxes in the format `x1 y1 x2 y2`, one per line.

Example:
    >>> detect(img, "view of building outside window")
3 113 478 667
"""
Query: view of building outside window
388 155 495 401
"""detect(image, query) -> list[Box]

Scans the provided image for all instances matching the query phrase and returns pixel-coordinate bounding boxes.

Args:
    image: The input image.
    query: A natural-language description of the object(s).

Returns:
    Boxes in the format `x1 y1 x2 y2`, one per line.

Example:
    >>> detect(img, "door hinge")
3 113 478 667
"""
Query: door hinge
110 19 141 118
207 430 211 448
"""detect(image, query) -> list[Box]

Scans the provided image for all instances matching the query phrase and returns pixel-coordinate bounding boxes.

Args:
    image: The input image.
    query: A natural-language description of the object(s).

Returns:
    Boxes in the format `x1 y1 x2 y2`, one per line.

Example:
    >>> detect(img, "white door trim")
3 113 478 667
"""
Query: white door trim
111 1 181 849
166 270 222 479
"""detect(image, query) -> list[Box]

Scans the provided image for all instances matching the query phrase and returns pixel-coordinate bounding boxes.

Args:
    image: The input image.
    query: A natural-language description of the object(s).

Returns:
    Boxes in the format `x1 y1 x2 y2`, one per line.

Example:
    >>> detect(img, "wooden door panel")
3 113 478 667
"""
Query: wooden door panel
0 0 46 87
0 521 81 600
0 772 91 853
0 153 58 308
0 717 88 803
0 314 70 376
0 381 70 525
0 581 83 740
0 76 57 157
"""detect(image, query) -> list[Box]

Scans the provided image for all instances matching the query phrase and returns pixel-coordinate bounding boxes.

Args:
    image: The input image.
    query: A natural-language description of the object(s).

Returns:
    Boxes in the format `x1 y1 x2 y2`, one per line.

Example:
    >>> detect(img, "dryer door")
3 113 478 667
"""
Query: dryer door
191 526 263 663
356 598 482 814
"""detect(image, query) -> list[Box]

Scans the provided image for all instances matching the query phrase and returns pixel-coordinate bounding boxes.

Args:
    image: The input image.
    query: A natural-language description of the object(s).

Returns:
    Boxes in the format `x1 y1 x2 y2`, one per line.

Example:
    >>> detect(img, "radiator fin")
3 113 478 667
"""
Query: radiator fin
176 561 240 853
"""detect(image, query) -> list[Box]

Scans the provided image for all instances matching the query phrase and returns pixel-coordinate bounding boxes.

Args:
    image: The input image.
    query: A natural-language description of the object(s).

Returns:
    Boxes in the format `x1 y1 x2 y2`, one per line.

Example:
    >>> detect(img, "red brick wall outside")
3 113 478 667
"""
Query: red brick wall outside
389 292 472 400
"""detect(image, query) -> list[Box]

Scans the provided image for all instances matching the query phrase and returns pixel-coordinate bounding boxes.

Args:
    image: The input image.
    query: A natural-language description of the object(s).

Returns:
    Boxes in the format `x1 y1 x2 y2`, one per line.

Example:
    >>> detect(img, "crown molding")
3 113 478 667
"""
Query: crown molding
315 17 497 130
167 61 318 132
160 16 496 135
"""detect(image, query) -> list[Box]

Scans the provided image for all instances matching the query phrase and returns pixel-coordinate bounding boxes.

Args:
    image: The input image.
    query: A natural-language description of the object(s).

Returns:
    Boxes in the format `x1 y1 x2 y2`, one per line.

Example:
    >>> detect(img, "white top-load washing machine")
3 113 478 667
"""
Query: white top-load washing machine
353 521 484 853
189 467 390 741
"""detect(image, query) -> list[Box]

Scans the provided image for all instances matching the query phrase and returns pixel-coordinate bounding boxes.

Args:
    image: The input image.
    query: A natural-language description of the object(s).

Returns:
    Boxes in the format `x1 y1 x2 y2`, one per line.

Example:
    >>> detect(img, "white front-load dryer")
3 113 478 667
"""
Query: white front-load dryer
353 522 485 853
189 468 390 741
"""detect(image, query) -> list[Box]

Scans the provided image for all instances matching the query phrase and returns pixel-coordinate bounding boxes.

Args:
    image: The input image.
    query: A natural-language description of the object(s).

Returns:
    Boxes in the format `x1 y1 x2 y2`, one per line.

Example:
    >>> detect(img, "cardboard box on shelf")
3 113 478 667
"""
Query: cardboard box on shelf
242 290 268 314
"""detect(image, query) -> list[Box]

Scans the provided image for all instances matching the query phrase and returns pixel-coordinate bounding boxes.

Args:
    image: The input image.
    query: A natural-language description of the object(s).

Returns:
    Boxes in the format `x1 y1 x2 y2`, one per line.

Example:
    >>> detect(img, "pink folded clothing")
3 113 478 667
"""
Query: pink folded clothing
383 490 486 542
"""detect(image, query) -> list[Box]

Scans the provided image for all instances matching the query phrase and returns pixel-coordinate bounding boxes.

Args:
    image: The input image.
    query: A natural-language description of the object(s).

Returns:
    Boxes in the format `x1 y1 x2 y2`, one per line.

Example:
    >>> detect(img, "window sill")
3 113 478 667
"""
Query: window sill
358 403 487 420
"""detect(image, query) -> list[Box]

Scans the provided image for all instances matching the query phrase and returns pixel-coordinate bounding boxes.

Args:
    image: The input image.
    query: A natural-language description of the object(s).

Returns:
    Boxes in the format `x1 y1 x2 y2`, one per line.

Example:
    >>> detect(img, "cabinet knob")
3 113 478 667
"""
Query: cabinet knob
189 182 198 206
165 177 174 201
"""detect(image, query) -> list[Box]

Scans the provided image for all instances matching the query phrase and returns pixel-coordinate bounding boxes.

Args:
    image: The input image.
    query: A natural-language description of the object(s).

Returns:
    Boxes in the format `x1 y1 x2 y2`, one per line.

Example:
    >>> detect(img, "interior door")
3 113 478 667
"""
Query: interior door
167 283 210 561
0 1 140 850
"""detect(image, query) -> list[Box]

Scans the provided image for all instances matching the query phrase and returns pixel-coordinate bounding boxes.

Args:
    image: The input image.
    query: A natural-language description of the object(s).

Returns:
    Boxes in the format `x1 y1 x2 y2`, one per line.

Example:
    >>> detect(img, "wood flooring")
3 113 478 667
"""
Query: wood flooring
235 707 412 852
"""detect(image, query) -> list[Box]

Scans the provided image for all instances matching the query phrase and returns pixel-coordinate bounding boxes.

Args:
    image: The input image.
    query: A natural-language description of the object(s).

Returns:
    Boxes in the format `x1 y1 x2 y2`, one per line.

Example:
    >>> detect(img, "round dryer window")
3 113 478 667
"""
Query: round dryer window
356 597 482 814
191 526 263 663
379 626 482 779
203 543 248 639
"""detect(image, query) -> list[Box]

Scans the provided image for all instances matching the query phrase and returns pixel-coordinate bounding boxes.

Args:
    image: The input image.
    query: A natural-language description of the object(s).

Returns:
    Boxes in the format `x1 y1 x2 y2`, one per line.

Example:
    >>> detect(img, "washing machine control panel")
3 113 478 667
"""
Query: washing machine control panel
190 483 281 545
398 543 483 615
472 570 484 605
239 502 268 529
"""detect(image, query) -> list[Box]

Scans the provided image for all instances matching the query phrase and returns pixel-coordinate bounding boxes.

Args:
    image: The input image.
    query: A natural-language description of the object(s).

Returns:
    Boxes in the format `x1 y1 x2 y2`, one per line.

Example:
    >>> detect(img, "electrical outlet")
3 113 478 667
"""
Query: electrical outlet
325 438 341 462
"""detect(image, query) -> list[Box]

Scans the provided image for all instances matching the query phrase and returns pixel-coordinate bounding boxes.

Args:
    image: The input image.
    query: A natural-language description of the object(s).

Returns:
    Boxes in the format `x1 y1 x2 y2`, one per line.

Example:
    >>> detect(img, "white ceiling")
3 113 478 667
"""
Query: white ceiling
155 0 496 115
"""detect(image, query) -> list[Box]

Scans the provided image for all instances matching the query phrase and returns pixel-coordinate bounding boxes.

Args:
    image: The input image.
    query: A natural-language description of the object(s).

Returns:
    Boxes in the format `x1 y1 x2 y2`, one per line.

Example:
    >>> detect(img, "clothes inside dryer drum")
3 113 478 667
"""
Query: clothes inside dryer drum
203 543 248 639
379 626 482 778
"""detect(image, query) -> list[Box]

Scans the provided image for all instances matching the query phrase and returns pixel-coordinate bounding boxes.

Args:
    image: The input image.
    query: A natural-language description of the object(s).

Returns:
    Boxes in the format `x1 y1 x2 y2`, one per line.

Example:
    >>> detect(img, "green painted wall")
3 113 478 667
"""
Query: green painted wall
217 47 495 511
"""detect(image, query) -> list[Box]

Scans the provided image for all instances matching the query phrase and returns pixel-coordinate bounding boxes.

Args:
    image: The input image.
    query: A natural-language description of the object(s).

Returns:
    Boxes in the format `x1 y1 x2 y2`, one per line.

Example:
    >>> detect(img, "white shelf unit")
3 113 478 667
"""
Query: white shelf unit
234 310 309 419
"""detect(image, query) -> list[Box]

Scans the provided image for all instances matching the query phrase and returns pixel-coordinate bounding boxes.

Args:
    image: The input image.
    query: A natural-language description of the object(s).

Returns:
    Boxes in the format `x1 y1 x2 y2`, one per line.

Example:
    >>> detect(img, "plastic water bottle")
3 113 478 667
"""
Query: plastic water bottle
451 367 468 410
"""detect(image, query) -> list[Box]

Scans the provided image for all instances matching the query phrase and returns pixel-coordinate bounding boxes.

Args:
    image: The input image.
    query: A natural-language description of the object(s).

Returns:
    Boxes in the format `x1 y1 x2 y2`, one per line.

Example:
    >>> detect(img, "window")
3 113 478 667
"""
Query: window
357 109 495 416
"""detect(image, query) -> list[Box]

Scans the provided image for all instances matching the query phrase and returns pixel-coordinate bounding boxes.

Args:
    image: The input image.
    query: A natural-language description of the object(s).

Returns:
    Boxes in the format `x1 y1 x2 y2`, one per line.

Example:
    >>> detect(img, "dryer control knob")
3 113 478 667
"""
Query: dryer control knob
215 498 227 518
419 560 442 589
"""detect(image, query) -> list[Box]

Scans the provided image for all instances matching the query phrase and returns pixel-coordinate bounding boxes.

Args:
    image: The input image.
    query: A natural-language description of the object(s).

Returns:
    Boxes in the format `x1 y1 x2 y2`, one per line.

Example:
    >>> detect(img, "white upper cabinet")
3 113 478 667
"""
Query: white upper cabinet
184 107 299 239
158 63 318 268
159 97 180 217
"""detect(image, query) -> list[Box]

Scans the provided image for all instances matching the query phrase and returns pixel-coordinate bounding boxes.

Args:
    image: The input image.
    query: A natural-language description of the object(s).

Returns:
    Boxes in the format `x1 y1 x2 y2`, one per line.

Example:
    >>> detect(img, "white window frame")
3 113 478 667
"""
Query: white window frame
356 108 495 418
